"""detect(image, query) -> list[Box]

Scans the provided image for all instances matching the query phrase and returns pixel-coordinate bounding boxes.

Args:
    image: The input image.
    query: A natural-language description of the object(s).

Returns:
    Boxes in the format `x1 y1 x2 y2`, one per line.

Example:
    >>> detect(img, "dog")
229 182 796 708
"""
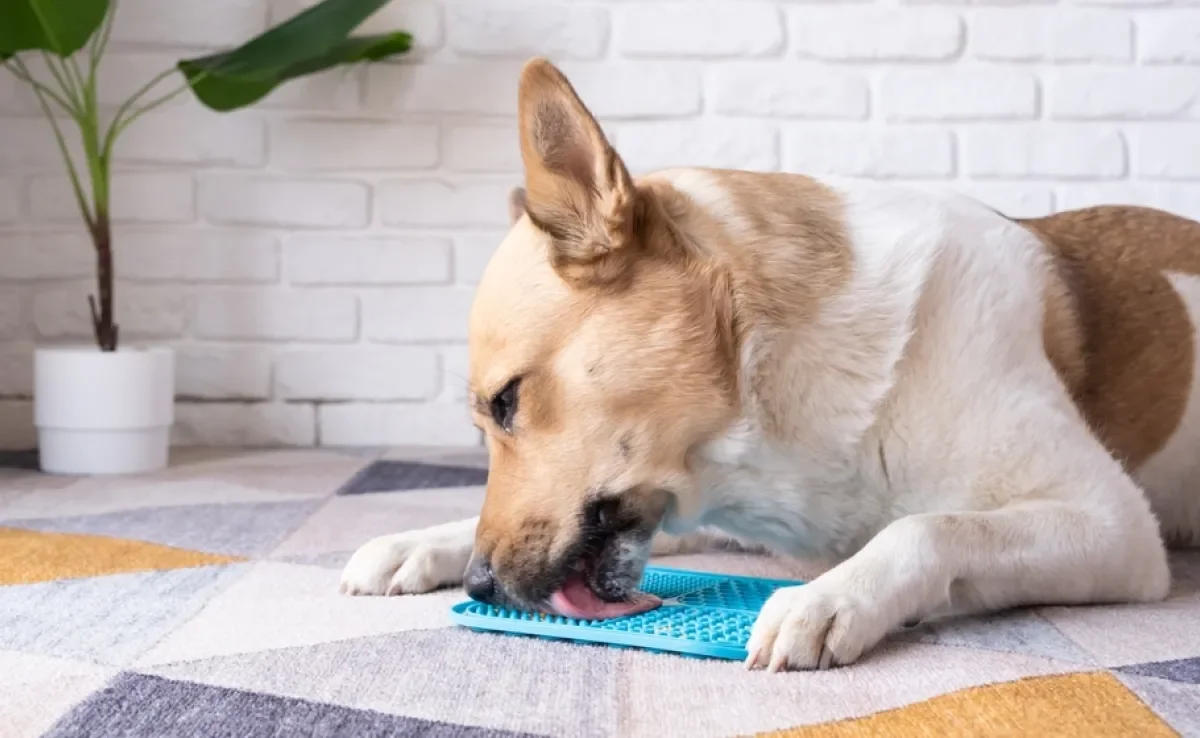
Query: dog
341 58 1200 671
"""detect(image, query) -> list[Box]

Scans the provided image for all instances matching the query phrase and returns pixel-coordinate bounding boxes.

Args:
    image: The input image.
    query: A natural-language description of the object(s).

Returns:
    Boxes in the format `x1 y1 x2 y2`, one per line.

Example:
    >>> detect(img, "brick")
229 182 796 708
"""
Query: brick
1139 13 1200 63
275 347 440 401
377 62 701 120
271 0 443 50
319 403 479 447
962 127 1126 178
1071 0 1171 6
377 181 511 228
34 284 188 340
173 403 315 447
1048 69 1200 119
444 125 522 173
454 233 504 285
0 178 17 223
115 231 279 283
616 121 779 173
194 291 358 342
112 0 267 45
902 0 1058 4
0 232 92 280
709 65 869 119
971 10 1132 62
273 120 438 171
447 3 609 59
114 113 266 167
785 128 955 179
1134 125 1200 179
0 401 35 450
363 288 475 343
0 73 28 113
554 63 702 118
0 292 24 340
792 9 962 61
29 172 195 224
880 68 1038 121
0 118 82 167
616 3 783 58
0 342 33 396
439 345 470 402
285 236 452 285
359 0 443 48
199 177 370 228
1057 185 1200 221
174 344 272 399
366 63 522 115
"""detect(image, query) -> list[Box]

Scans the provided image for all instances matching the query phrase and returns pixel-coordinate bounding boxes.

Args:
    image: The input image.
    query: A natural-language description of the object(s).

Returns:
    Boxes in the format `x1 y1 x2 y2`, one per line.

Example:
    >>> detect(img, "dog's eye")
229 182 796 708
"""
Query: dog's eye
489 378 520 433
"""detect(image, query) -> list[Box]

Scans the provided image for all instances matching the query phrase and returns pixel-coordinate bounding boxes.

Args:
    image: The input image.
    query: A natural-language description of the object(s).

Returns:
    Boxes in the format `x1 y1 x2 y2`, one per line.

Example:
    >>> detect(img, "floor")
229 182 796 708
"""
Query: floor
1 447 1198 737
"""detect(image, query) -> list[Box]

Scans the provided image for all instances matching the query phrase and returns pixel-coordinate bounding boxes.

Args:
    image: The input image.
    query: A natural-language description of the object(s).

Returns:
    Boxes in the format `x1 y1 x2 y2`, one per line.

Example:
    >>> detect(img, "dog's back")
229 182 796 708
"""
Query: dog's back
1023 207 1200 545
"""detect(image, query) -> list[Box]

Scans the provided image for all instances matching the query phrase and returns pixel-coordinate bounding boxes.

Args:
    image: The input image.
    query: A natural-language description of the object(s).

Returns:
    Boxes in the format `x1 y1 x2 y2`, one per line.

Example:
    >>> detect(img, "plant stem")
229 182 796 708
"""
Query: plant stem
66 56 88 98
89 0 117 74
40 52 83 113
88 211 118 352
103 82 194 159
100 67 181 161
78 59 108 229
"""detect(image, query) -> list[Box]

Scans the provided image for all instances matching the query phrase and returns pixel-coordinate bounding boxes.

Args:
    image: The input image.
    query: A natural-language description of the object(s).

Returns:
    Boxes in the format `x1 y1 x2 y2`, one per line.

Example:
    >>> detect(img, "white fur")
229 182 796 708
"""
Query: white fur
340 518 478 596
682 177 1171 669
341 172 1178 671
1134 272 1200 546
340 515 748 596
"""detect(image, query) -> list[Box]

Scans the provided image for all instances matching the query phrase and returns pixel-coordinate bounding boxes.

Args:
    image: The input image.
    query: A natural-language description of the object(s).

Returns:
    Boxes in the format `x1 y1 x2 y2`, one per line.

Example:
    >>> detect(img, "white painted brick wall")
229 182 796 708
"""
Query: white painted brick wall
2 0 1199 449
274 346 440 401
0 178 18 223
791 9 964 62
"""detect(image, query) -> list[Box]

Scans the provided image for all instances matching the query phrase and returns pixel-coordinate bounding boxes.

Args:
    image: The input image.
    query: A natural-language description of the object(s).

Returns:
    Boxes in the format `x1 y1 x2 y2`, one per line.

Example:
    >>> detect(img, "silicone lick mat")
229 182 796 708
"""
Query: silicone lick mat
449 566 805 661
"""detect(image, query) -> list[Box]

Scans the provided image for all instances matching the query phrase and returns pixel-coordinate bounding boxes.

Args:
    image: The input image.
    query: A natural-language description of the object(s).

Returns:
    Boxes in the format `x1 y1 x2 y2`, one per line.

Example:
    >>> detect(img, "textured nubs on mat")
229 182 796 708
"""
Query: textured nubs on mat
449 566 805 661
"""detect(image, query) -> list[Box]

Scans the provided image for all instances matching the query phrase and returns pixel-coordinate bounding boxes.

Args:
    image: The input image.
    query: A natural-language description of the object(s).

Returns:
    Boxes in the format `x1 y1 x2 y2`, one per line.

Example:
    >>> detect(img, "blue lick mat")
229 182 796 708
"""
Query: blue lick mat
449 566 805 661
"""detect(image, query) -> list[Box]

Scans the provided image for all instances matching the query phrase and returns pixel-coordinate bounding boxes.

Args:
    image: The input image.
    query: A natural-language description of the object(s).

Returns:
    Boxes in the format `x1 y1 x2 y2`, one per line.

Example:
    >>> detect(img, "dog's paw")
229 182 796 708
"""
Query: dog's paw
339 532 469 597
744 582 891 671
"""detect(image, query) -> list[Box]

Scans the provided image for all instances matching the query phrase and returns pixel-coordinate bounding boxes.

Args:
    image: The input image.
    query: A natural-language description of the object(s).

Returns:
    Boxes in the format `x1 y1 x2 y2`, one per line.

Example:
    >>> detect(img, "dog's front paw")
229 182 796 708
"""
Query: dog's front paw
340 530 470 597
744 582 891 671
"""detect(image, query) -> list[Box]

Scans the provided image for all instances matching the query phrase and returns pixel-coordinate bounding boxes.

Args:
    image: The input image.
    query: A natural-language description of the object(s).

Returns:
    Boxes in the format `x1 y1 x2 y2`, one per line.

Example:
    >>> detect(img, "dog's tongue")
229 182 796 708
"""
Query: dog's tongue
549 574 661 620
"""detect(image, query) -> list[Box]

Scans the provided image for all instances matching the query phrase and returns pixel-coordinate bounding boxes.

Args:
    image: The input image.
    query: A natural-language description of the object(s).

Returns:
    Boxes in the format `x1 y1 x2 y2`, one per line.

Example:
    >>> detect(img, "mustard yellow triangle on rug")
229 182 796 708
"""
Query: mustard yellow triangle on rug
755 671 1176 737
0 527 244 586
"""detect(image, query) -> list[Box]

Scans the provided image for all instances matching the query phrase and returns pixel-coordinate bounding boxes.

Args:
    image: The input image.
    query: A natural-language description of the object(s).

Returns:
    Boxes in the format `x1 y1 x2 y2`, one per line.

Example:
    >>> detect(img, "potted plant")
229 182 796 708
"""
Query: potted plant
1 0 412 474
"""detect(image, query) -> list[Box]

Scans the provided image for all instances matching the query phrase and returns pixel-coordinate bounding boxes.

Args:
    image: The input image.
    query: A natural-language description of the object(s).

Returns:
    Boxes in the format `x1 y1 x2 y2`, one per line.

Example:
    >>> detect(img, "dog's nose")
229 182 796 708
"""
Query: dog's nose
463 556 496 603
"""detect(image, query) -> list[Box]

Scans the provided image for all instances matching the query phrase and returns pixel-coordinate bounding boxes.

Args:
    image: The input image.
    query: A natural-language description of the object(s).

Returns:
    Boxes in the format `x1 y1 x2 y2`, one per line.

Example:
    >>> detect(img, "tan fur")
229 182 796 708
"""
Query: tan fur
466 62 772 591
466 62 867 587
643 170 856 442
1025 207 1200 469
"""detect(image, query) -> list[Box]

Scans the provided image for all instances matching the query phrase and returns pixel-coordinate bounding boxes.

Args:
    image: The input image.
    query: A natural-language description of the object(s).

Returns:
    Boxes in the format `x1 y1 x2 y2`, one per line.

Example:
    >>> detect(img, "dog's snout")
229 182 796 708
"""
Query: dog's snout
463 556 496 603
586 496 633 537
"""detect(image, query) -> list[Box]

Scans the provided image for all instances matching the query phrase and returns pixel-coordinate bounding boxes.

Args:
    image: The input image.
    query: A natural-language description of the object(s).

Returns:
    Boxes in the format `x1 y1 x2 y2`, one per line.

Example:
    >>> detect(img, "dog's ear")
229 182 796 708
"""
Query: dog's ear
517 57 640 287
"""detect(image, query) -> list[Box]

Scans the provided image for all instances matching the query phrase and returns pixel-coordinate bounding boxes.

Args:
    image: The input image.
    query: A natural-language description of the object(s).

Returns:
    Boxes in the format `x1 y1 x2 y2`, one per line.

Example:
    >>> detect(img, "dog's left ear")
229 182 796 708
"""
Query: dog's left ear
517 57 640 287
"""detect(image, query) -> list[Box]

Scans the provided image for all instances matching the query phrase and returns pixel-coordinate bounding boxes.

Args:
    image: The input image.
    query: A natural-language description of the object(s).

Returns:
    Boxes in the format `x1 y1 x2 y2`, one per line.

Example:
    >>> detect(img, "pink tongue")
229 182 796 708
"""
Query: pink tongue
549 574 661 620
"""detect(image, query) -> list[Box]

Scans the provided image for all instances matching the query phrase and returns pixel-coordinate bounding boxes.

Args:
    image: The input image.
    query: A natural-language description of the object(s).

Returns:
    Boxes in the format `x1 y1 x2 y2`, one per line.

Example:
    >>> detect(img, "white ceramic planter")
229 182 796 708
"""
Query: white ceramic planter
34 345 175 475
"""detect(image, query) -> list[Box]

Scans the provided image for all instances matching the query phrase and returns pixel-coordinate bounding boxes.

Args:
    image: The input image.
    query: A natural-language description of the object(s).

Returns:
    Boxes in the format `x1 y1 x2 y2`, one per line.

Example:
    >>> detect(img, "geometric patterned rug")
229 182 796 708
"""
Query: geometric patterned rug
1 447 1198 737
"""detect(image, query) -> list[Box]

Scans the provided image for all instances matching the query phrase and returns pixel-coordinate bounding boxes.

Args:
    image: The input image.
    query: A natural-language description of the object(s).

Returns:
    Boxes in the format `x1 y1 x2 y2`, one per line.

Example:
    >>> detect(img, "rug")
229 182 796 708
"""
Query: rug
1 448 1198 738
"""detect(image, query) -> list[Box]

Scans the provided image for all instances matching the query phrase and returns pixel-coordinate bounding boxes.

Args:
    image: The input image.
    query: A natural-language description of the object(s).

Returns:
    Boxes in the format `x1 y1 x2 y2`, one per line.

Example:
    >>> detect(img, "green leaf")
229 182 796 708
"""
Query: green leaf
0 0 110 57
177 0 412 113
